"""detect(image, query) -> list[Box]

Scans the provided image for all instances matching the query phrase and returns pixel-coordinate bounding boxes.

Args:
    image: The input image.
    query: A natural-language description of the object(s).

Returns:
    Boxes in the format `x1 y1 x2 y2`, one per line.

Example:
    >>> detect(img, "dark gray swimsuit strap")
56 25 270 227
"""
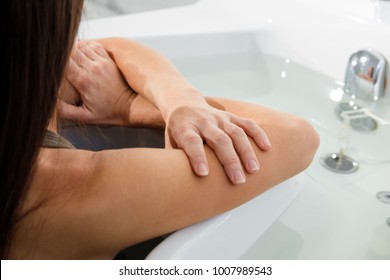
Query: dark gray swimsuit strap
42 130 75 149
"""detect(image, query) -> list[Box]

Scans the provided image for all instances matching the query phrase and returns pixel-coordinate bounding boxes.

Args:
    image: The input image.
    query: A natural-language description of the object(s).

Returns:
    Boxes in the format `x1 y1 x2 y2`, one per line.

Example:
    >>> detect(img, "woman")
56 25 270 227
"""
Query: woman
0 0 319 259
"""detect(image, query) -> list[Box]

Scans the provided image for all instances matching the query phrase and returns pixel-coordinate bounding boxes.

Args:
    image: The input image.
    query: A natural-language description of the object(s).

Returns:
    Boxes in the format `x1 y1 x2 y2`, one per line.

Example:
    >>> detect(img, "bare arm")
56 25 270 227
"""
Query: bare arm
68 99 319 258
15 98 319 259
95 37 204 119
59 39 272 185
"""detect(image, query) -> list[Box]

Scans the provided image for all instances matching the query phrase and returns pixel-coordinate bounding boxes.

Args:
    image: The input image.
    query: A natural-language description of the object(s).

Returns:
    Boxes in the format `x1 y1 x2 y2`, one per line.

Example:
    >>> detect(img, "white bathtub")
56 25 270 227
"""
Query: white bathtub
84 0 199 19
77 0 390 259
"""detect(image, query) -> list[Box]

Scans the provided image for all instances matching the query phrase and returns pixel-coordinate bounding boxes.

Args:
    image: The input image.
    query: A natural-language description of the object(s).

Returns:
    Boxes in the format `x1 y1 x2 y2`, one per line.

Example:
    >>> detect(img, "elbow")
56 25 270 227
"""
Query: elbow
293 117 320 172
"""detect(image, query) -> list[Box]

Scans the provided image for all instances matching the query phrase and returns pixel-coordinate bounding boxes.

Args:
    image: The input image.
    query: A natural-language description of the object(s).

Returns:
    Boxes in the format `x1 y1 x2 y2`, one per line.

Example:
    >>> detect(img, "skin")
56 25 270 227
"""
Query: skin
58 39 272 185
9 39 320 259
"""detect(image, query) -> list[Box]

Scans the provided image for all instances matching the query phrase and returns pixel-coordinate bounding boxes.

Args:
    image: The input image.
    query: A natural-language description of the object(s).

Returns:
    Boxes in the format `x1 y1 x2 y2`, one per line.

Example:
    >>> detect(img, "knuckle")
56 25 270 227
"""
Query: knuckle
252 127 267 139
242 148 256 159
244 121 258 133
241 119 265 138
89 62 102 75
228 126 245 138
239 117 257 129
74 72 89 90
174 124 191 136
189 150 206 161
174 126 201 146
89 41 105 55
78 39 88 45
77 43 89 53
212 132 232 146
87 40 99 48
244 118 257 126
89 40 102 48
192 115 210 128
181 131 201 145
223 155 241 167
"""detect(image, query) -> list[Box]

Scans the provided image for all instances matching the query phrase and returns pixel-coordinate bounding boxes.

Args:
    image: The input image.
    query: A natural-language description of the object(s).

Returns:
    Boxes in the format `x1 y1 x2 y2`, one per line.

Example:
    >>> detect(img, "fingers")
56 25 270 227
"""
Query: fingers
232 116 271 151
168 108 272 185
71 45 93 70
223 123 260 174
204 127 247 185
70 40 109 72
57 100 93 123
66 58 80 82
203 120 263 185
66 58 89 92
172 127 210 177
67 43 108 92
59 78 81 105
64 40 132 125
75 40 110 61
175 122 260 185
218 118 272 185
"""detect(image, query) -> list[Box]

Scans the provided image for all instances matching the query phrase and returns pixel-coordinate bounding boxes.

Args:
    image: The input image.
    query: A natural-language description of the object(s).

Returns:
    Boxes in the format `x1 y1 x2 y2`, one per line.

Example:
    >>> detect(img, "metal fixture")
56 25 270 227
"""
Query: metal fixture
335 49 388 131
335 102 378 132
324 49 388 173
344 49 387 102
376 191 390 205
320 153 359 174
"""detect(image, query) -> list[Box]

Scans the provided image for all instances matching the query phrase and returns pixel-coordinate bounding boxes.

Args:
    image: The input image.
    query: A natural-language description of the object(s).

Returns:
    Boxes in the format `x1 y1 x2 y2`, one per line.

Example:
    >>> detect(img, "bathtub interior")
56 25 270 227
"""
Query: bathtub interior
60 32 307 259
84 0 199 19
142 32 390 259
62 30 390 259
72 0 390 260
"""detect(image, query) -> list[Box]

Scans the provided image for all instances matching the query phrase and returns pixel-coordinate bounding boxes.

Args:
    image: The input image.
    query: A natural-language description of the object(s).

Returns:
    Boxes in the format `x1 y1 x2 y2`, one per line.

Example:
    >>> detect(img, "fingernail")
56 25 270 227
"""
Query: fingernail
263 138 271 148
234 170 246 185
197 163 209 176
248 159 260 172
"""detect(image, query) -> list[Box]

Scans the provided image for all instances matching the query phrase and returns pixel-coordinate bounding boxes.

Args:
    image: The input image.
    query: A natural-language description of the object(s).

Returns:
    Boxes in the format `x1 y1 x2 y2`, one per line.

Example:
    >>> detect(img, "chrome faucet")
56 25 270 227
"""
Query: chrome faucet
325 49 388 172
344 49 387 103
336 49 388 132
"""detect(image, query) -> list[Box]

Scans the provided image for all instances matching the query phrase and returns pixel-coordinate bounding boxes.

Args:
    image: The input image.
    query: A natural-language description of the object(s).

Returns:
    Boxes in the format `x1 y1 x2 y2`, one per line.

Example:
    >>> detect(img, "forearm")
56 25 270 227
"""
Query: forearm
89 101 319 252
63 39 274 185
125 95 241 128
127 95 165 129
96 37 206 121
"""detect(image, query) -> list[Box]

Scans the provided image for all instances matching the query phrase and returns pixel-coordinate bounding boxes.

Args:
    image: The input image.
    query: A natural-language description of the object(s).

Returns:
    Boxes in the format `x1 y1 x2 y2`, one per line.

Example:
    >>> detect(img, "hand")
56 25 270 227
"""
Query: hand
58 40 272 185
58 40 135 125
165 98 271 185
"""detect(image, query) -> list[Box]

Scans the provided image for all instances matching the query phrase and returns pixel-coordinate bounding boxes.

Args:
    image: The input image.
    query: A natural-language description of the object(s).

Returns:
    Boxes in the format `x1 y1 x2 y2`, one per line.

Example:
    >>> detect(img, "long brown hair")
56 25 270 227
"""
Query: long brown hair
0 0 83 259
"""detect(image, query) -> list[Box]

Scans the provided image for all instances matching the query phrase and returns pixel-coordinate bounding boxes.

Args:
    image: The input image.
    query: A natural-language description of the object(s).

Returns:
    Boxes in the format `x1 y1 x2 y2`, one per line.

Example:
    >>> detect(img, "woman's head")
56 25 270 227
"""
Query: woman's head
0 0 83 258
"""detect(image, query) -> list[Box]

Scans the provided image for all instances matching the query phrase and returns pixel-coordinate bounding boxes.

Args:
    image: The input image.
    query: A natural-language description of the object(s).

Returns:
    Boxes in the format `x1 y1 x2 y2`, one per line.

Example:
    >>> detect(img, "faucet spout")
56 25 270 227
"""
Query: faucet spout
335 49 388 132
344 49 387 102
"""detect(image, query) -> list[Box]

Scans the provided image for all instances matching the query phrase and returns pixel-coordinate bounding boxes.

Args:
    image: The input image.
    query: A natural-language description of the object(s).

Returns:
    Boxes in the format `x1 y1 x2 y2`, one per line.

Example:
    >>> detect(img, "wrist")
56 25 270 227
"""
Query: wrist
160 86 207 120
127 95 165 128
113 88 136 126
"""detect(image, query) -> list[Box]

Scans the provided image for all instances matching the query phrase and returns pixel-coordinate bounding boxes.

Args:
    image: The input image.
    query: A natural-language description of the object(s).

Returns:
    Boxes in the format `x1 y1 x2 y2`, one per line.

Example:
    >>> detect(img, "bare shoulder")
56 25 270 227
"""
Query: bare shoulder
10 148 103 259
